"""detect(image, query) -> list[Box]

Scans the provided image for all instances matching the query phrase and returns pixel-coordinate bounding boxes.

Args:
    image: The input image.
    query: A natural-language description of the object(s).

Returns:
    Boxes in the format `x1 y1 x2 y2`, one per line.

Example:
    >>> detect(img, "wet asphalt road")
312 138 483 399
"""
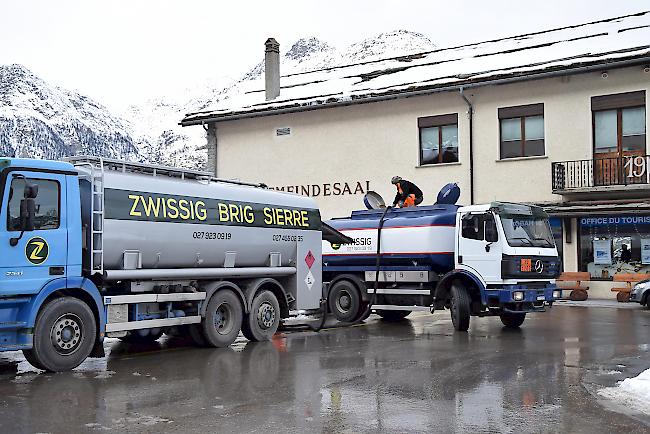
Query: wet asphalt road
0 305 648 433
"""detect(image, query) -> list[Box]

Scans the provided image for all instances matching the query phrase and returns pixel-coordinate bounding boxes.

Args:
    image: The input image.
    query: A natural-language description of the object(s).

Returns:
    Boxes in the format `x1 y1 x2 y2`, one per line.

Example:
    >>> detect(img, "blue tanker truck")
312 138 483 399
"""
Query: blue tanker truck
321 187 562 330
0 156 336 371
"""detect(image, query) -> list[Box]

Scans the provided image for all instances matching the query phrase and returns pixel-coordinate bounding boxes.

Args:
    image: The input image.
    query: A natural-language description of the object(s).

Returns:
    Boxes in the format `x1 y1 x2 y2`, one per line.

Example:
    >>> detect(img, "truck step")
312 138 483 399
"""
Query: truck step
104 292 207 305
105 315 202 332
367 288 431 295
0 321 28 330
371 304 432 312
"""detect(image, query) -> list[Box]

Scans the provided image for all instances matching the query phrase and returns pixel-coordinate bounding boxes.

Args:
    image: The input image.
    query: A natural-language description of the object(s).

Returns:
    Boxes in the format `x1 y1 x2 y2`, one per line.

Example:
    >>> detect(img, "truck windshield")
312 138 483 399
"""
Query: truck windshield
500 216 555 248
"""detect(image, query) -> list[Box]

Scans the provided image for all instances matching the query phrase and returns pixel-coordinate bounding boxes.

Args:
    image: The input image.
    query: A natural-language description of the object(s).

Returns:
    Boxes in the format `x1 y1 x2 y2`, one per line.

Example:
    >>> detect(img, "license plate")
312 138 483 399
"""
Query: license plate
536 296 545 301
520 259 532 272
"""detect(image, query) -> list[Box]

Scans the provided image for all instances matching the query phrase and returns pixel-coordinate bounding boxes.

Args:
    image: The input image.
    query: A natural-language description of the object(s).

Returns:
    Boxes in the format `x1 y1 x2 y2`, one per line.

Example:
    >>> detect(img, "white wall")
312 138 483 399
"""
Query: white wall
207 66 650 300
213 66 649 218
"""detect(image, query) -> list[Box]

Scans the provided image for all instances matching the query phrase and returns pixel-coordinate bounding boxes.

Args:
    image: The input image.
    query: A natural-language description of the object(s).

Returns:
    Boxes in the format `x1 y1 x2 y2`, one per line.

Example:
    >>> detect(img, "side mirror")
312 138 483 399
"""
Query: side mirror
485 220 498 243
24 183 39 199
9 181 38 246
20 198 36 231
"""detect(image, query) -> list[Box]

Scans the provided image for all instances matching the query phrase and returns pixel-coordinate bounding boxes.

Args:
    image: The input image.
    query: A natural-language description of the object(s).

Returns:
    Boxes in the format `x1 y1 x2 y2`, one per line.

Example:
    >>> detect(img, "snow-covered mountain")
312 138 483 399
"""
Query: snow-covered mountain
0 64 139 161
126 30 435 169
0 30 435 169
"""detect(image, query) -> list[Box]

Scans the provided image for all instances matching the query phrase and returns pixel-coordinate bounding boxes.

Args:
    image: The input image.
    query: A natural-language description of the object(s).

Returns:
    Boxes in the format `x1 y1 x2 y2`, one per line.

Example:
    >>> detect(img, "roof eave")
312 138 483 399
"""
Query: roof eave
180 55 650 127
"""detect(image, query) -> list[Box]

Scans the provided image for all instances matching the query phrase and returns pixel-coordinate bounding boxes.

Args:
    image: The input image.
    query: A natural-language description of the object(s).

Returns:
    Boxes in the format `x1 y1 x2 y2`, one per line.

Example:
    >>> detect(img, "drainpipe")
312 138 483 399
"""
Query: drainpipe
460 87 474 205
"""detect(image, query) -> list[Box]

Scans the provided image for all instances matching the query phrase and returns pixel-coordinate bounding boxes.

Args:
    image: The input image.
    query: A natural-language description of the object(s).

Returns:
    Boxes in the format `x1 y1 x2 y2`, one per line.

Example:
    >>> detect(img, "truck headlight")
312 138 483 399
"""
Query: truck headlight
553 290 561 299
513 291 524 301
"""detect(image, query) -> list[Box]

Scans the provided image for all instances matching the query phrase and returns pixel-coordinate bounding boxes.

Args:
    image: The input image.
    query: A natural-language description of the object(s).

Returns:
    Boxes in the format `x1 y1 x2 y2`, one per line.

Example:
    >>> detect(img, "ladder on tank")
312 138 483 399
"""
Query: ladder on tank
66 157 105 276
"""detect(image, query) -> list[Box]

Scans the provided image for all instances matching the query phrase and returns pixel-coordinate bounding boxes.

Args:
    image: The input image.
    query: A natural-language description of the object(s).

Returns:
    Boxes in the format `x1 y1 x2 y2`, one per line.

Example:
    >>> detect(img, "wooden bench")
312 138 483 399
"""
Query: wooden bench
611 273 650 302
556 272 590 301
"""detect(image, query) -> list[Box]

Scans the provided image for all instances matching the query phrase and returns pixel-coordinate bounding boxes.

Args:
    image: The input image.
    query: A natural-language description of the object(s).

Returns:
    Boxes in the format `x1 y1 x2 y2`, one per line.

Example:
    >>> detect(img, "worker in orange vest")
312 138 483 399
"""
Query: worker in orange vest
391 176 423 208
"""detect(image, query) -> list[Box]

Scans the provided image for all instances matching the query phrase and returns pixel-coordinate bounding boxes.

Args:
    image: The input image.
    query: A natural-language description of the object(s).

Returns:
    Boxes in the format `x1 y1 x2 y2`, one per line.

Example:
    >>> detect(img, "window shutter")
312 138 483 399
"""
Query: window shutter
591 91 645 111
498 103 544 119
418 113 458 128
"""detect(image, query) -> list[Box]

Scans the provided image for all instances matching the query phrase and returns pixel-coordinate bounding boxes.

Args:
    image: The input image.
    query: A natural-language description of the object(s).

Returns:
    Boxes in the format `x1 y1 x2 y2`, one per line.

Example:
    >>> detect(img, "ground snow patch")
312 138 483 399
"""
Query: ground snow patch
598 368 650 414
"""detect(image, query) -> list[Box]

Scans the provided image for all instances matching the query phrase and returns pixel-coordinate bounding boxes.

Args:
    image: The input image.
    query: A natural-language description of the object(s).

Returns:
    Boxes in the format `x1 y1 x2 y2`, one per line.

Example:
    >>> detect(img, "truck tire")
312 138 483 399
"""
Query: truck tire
500 312 526 328
22 297 97 372
450 283 470 332
378 310 411 322
201 289 243 348
241 290 280 342
328 280 362 322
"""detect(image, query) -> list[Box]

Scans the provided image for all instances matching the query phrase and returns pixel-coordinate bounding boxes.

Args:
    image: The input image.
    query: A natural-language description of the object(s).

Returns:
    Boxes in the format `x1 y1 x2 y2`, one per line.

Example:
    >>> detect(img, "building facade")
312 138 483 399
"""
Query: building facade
182 13 650 299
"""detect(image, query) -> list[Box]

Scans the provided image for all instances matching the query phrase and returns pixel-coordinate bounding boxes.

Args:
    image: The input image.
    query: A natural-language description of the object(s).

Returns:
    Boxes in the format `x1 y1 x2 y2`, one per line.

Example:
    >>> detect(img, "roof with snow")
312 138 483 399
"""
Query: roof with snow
181 12 650 126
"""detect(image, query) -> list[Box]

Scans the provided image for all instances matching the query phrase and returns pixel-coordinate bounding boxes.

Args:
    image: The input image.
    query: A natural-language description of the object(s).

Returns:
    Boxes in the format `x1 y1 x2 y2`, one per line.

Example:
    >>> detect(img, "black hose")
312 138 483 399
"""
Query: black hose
362 205 392 319
304 205 392 332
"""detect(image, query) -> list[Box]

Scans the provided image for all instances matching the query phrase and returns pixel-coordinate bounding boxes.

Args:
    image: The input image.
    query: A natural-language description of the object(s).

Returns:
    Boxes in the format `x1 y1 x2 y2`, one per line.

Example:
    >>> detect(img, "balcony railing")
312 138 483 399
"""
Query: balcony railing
552 155 650 192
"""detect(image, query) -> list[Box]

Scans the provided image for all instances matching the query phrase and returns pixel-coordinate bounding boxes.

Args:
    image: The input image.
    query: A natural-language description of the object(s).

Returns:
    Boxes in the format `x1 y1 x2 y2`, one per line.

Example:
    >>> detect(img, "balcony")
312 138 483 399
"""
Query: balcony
552 155 650 197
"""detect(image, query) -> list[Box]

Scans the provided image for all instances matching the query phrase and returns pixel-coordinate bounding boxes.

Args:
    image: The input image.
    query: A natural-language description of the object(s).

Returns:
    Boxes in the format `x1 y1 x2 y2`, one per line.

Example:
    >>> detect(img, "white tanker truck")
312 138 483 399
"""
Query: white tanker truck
0 156 345 371
321 187 562 330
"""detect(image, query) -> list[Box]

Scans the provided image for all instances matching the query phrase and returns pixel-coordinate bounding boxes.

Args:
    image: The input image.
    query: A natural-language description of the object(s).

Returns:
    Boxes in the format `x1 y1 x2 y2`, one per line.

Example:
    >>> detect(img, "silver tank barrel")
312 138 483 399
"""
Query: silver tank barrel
82 166 321 275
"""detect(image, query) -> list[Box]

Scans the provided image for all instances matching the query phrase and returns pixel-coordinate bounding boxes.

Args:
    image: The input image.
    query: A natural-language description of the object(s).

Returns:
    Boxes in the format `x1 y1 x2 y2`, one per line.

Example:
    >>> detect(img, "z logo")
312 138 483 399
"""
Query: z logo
25 237 49 265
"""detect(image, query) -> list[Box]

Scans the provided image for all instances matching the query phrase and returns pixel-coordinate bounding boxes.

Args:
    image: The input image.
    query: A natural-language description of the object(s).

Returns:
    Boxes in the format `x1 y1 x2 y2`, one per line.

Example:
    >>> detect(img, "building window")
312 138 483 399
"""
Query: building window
418 113 458 165
578 215 650 280
592 91 646 158
7 178 60 231
498 103 544 159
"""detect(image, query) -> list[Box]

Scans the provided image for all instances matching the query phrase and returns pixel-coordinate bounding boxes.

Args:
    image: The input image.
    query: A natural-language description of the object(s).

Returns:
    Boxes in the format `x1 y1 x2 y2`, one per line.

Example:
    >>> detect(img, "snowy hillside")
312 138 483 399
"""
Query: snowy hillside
0 64 139 161
0 30 436 169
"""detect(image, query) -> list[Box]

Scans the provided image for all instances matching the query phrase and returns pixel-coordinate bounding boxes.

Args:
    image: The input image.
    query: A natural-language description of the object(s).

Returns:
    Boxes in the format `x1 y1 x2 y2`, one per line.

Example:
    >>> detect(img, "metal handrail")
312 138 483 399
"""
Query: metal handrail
64 156 267 189
552 155 650 192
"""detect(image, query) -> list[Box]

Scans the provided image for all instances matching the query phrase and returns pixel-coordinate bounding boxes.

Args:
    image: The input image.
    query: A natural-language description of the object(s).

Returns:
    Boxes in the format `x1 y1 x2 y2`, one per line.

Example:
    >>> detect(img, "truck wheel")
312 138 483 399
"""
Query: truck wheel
241 290 280 342
378 310 411 322
22 297 97 372
201 289 243 348
450 283 470 332
328 280 361 322
500 312 526 328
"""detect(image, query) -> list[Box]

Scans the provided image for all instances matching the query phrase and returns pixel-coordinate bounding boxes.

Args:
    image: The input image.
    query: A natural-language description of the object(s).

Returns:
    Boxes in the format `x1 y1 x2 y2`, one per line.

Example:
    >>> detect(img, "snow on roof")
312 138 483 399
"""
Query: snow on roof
182 12 650 126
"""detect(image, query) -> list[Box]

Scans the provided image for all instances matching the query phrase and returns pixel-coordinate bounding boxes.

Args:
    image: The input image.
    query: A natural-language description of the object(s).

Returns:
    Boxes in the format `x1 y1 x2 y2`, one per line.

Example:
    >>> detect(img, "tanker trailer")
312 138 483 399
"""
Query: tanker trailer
322 186 562 330
0 156 330 371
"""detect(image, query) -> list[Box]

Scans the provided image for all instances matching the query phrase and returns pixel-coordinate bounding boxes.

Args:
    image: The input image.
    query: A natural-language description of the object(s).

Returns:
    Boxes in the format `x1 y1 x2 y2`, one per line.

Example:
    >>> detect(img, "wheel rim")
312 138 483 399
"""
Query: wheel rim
213 303 234 335
257 301 276 330
50 313 83 355
336 289 352 313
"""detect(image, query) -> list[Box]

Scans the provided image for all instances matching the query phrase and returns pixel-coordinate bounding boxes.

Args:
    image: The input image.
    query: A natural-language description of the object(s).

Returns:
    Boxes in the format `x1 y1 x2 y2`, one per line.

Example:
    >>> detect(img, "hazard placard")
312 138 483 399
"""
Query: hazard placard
305 250 315 269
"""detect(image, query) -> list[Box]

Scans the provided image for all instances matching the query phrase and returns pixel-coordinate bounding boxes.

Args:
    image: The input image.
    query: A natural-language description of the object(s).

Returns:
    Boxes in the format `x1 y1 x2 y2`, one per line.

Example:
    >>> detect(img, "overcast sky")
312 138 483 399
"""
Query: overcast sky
1 0 648 110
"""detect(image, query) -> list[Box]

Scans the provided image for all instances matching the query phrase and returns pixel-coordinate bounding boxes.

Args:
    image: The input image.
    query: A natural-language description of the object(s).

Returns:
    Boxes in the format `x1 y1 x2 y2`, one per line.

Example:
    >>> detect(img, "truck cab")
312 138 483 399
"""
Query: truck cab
449 202 561 329
0 158 97 356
